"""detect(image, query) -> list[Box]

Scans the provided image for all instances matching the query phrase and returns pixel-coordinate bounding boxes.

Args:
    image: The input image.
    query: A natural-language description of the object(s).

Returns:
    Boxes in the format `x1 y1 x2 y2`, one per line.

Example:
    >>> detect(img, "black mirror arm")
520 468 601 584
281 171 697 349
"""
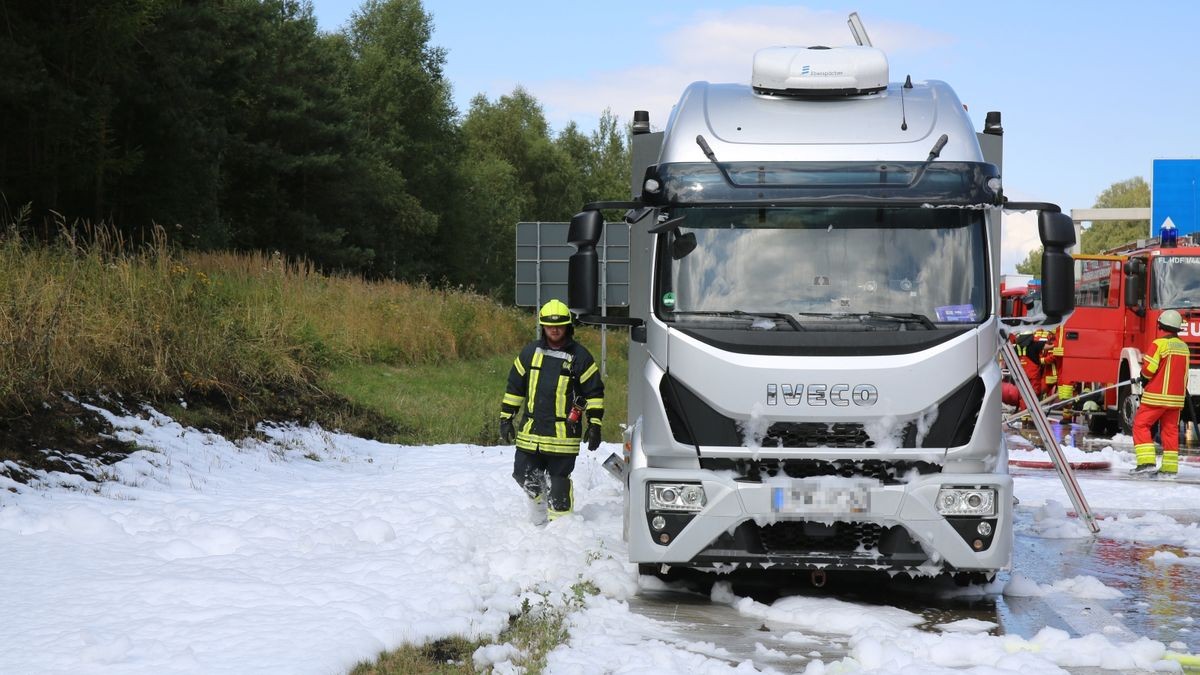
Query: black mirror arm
648 215 686 234
582 199 643 211
1002 201 1061 213
576 315 645 327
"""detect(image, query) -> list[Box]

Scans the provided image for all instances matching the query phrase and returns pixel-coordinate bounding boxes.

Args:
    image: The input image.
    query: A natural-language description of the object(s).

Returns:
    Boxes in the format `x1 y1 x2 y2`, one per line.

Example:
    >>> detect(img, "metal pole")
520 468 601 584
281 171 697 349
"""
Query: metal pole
535 222 542 340
1001 333 1099 533
600 224 608 378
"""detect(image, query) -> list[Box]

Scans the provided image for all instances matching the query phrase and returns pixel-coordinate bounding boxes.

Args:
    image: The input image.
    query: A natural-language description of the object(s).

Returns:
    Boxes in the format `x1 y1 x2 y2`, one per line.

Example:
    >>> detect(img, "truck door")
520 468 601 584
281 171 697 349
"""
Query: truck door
1059 257 1125 384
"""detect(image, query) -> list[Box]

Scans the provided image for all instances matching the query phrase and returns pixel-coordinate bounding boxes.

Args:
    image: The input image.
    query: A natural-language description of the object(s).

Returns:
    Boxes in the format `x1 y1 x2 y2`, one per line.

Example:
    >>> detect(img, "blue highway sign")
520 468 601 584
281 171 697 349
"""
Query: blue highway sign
1153 159 1200 237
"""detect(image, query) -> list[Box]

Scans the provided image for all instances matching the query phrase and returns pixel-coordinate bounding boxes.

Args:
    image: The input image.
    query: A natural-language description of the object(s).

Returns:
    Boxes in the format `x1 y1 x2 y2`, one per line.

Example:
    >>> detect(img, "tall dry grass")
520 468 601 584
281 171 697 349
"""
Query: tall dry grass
0 223 529 412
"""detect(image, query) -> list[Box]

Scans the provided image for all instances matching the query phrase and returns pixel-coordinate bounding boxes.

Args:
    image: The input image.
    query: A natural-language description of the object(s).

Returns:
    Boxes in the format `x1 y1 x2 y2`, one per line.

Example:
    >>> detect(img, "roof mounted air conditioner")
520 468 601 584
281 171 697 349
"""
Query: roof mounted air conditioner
752 45 888 98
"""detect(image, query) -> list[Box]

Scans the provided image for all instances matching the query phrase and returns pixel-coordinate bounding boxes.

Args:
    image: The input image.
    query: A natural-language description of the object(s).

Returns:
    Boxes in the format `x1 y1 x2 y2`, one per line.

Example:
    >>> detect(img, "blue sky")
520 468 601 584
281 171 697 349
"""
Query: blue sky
311 1 1200 272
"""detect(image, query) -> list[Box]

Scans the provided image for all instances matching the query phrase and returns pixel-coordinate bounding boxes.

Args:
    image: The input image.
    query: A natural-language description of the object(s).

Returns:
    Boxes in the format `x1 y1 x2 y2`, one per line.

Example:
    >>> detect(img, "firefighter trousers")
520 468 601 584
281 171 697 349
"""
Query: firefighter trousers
512 449 577 516
1133 403 1181 474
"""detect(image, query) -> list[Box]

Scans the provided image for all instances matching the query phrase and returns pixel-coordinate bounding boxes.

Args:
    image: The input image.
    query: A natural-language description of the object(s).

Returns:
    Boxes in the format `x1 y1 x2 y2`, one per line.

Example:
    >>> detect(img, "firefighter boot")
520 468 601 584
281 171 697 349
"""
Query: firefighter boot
547 481 574 522
523 472 549 525
527 495 548 525
1129 464 1159 476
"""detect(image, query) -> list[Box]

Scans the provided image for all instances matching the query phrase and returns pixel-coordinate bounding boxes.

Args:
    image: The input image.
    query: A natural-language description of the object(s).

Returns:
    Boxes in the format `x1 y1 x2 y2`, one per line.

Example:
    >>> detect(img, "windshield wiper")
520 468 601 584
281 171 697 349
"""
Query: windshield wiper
860 311 937 329
670 310 803 331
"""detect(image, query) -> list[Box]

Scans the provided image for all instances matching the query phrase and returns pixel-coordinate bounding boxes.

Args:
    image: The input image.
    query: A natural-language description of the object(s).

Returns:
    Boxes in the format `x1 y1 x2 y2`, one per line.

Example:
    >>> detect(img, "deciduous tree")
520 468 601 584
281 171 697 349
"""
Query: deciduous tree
1080 177 1151 254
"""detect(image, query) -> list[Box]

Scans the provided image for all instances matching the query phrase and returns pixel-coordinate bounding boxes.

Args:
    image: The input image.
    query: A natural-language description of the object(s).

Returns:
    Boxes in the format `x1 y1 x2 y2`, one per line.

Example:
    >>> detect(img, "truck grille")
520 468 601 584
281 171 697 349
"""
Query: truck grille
700 457 941 485
661 374 983 448
758 520 883 553
763 421 916 448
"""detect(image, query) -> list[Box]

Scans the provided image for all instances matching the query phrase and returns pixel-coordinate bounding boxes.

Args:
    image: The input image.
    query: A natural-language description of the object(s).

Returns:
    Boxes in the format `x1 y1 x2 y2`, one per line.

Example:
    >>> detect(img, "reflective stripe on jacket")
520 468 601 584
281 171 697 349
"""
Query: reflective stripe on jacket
1141 335 1190 408
500 338 604 455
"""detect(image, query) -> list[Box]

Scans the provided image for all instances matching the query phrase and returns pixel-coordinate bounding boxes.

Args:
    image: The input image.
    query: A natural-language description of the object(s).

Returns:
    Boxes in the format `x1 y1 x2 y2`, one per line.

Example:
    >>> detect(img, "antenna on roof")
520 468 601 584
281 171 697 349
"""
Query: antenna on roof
847 12 872 47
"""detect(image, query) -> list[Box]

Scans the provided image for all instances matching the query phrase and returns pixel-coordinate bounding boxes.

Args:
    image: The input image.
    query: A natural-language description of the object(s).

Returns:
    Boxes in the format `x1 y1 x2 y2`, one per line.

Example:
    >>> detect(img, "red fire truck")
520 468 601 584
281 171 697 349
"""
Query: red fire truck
1000 274 1034 322
1058 236 1200 434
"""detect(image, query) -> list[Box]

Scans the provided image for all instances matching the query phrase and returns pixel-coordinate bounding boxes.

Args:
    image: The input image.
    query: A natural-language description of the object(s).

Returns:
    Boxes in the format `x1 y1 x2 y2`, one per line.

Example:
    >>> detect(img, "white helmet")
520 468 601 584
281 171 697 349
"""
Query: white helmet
1159 309 1185 331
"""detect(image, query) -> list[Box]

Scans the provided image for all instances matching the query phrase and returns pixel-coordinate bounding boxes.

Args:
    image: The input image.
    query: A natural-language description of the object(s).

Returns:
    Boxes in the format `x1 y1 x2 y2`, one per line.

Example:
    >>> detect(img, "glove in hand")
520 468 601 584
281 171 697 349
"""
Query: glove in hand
499 418 514 444
586 424 601 451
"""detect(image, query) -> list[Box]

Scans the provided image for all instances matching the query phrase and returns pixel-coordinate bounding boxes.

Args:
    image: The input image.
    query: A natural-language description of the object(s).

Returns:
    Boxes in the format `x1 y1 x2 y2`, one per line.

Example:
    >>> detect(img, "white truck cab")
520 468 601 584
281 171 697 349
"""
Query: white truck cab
568 19 1075 583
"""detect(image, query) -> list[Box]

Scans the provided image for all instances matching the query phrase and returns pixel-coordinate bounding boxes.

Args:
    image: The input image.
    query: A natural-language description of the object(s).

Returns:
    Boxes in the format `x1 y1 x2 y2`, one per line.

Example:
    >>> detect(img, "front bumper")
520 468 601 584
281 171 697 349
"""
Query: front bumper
627 466 1012 574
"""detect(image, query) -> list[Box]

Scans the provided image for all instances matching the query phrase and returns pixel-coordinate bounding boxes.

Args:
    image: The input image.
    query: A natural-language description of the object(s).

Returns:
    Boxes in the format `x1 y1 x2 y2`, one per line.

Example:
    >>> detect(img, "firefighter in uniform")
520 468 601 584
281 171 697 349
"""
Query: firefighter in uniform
1034 325 1057 400
1012 330 1047 406
499 299 604 522
1130 309 1189 477
1049 324 1076 423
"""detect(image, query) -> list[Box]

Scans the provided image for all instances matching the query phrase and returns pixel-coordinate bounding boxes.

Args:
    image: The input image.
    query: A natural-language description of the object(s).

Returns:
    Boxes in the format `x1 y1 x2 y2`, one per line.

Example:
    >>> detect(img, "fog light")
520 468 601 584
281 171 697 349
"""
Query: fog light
659 533 670 544
977 521 992 536
651 515 666 531
973 539 983 550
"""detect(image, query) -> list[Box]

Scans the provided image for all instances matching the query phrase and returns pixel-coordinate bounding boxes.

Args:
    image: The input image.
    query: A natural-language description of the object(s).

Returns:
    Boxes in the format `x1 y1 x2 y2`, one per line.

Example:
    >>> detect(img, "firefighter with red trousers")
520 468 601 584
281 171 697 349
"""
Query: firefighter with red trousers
1034 325 1057 399
1012 329 1047 406
1130 309 1189 477
500 299 605 522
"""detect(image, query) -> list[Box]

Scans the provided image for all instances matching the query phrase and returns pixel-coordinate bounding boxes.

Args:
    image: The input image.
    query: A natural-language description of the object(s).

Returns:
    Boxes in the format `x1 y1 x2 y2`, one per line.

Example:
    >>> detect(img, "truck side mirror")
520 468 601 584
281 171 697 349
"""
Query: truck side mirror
1038 211 1075 323
567 210 602 315
1123 258 1146 316
671 231 697 260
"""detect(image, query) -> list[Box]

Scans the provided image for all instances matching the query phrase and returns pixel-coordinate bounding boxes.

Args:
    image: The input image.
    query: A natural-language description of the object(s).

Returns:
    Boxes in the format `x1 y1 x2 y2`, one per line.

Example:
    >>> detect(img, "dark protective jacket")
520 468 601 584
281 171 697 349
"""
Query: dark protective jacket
501 336 604 455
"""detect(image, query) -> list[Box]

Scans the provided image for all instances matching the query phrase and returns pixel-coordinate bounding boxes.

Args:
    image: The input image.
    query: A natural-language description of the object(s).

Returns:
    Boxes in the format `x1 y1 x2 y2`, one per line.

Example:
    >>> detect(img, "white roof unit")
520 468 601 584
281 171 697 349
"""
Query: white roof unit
752 45 888 97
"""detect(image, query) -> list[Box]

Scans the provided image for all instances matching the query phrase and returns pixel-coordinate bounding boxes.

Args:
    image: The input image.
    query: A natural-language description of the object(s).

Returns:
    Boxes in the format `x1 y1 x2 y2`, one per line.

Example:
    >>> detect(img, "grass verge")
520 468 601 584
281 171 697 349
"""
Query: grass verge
351 581 600 675
321 328 628 446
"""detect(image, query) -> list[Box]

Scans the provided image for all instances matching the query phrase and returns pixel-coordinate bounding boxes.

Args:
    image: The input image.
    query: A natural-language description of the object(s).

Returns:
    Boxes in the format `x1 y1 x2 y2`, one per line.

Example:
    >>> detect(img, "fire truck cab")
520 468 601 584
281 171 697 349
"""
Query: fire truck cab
1062 237 1200 434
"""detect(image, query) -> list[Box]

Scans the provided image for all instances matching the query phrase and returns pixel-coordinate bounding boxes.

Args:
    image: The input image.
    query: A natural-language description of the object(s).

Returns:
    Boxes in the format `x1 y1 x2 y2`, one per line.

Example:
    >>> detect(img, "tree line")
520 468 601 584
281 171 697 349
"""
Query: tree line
0 0 630 300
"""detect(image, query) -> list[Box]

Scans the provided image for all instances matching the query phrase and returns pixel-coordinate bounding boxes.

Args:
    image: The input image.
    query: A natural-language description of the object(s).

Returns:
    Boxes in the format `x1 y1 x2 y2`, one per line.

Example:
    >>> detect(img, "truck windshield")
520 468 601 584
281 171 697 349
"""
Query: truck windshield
657 206 987 327
1152 255 1200 309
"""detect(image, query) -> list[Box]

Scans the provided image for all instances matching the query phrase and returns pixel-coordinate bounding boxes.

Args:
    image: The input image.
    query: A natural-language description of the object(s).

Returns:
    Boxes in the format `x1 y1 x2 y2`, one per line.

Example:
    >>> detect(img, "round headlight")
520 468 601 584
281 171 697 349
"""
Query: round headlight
967 493 983 508
660 488 677 504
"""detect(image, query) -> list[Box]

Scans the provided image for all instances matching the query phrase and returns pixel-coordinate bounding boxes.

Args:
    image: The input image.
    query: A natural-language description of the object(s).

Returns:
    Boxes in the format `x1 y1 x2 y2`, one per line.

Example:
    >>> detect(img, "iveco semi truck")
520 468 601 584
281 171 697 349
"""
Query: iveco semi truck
567 15 1075 583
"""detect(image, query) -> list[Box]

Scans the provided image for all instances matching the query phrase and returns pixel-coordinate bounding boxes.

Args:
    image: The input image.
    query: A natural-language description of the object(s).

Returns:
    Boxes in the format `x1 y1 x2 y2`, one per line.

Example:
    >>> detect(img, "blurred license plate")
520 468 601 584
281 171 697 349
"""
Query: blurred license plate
772 480 871 514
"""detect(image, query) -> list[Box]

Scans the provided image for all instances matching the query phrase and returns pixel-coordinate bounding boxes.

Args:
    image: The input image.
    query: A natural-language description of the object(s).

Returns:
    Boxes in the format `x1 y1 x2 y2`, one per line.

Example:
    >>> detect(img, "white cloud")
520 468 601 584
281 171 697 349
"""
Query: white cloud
1001 207 1041 275
527 6 952 130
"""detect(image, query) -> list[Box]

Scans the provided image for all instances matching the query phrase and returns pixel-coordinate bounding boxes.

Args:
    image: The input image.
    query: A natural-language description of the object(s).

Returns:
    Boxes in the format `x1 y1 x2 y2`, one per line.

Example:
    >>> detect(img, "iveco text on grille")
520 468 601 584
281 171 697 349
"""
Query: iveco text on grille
766 383 878 407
